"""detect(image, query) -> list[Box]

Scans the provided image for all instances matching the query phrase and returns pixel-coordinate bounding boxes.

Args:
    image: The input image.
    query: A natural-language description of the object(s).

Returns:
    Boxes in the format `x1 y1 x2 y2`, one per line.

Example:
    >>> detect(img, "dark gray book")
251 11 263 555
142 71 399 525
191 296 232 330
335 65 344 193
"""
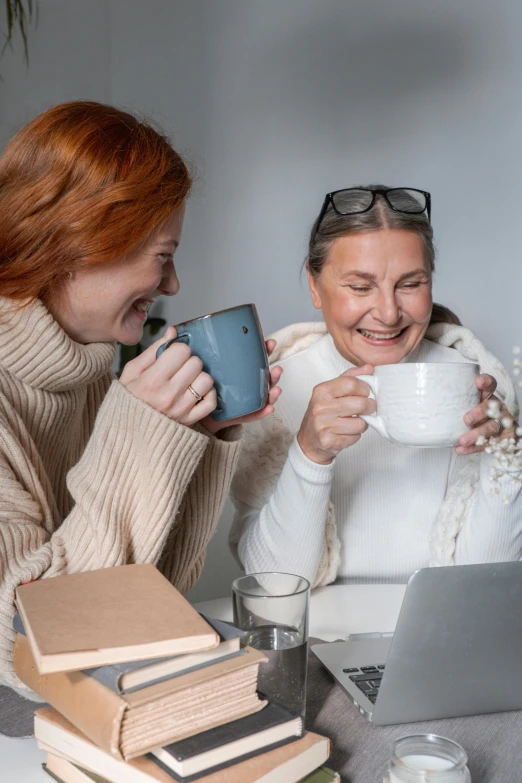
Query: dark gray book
13 610 25 636
147 699 303 781
14 612 245 694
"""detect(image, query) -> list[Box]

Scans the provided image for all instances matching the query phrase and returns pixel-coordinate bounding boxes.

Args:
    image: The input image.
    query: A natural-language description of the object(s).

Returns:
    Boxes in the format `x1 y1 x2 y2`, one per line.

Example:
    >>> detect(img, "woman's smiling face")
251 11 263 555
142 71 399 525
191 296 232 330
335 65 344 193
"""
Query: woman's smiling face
48 207 184 345
308 229 433 366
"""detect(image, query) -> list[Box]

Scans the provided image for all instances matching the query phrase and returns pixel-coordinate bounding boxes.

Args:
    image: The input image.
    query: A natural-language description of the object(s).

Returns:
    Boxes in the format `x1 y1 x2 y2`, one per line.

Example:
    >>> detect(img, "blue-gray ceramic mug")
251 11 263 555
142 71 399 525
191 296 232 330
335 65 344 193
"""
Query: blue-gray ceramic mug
156 303 270 422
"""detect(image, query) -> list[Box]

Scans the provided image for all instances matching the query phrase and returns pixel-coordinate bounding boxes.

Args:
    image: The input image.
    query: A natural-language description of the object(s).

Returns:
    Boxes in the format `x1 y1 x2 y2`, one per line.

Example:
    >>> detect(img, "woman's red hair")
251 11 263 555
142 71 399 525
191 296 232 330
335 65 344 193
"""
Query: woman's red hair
0 101 191 303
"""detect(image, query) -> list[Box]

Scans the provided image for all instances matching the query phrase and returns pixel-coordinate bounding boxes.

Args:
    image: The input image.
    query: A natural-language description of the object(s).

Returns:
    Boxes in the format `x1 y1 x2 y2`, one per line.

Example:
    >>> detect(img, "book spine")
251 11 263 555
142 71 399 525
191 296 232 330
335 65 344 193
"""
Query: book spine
13 634 127 761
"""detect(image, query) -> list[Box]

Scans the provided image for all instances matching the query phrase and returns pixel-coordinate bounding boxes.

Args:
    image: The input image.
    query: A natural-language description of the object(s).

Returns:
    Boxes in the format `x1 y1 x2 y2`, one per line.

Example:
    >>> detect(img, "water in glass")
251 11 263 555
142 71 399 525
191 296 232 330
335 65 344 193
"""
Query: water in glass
243 625 307 717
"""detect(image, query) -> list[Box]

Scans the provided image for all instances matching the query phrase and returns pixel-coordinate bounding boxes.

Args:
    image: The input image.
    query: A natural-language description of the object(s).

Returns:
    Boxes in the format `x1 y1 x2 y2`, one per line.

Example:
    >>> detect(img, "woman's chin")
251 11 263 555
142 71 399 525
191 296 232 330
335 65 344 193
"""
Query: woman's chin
116 324 145 346
116 309 147 345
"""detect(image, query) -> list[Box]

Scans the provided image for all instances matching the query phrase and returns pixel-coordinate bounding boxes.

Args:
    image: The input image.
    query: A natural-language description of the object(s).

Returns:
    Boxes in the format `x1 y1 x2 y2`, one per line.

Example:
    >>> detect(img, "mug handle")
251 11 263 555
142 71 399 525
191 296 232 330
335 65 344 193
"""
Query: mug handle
156 333 190 359
355 374 389 441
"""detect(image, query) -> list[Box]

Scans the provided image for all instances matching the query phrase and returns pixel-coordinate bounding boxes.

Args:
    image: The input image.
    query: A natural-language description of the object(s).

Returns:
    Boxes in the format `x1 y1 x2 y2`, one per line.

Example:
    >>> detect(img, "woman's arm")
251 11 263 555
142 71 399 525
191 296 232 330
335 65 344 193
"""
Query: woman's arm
455 452 522 562
231 366 376 586
158 424 243 593
0 381 241 695
231 433 335 586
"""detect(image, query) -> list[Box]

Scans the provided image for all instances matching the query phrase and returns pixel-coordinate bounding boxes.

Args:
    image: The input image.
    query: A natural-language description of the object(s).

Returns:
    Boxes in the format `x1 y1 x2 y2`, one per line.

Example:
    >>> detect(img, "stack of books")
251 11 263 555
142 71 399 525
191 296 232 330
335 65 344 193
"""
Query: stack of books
13 564 336 782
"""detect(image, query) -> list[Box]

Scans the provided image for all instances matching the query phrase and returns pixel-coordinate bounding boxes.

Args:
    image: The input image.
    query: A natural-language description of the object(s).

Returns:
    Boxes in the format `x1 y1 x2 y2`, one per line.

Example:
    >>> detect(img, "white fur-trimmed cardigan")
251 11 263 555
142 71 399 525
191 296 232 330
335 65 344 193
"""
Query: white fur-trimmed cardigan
230 322 519 588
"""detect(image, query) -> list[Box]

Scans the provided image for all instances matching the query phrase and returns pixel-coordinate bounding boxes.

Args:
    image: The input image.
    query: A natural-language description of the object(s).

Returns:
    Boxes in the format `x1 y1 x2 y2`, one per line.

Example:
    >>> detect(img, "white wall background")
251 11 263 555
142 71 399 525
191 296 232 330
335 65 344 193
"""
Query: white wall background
1 0 521 600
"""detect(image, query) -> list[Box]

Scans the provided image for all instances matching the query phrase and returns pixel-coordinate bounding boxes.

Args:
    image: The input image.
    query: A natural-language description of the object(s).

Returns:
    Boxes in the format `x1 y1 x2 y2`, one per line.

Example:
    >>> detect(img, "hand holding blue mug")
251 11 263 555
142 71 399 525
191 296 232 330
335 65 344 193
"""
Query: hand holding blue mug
119 327 217 426
155 304 283 433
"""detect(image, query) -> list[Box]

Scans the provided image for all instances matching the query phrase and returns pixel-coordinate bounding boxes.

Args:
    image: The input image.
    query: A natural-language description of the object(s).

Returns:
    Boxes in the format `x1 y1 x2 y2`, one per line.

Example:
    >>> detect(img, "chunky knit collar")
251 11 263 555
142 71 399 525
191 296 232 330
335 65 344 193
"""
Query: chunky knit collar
0 297 116 392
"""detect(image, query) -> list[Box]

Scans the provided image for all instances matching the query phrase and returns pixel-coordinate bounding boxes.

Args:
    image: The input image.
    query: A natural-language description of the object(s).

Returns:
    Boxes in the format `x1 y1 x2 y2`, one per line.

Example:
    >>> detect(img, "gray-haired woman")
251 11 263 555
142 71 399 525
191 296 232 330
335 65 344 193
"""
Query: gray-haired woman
230 186 521 587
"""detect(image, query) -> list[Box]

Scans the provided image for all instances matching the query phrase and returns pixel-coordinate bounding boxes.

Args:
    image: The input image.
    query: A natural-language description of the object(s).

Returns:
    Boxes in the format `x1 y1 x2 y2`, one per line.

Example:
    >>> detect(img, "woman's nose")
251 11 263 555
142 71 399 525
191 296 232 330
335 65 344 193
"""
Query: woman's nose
372 291 400 325
159 263 180 296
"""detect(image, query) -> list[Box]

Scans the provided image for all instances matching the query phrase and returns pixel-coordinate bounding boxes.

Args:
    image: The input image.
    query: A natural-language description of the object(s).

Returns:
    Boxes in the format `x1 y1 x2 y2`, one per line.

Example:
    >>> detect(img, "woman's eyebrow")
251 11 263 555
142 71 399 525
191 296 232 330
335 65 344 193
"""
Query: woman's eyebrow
341 270 377 280
340 268 429 282
396 268 430 281
155 238 179 249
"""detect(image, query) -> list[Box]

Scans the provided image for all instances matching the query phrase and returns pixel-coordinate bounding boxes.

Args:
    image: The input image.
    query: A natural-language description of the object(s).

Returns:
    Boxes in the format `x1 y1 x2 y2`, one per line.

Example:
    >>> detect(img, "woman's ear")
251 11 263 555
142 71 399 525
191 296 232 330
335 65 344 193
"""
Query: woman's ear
306 263 322 310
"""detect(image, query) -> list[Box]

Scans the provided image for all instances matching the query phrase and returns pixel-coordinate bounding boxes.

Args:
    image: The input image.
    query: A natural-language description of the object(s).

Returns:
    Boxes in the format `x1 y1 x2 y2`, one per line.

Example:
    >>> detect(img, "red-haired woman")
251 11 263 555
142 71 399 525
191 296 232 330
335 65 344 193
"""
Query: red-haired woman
0 101 281 696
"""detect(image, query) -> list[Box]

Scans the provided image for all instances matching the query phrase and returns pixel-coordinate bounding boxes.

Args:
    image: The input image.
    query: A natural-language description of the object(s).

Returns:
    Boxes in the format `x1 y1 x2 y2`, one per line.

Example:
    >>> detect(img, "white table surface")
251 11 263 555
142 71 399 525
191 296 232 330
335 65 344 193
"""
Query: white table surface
1 584 406 782
194 583 406 641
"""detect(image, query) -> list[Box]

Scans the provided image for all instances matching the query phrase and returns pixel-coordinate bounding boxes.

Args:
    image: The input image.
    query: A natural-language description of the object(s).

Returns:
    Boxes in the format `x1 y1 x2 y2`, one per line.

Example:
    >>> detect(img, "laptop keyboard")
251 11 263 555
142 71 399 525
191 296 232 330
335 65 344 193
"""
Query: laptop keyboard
342 664 385 704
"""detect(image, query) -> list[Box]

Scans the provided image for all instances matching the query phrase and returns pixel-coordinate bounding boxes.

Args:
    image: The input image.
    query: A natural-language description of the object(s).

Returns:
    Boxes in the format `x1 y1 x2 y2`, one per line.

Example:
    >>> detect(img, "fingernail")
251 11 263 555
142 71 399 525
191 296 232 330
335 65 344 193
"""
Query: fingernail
456 446 465 455
165 326 176 339
464 413 474 425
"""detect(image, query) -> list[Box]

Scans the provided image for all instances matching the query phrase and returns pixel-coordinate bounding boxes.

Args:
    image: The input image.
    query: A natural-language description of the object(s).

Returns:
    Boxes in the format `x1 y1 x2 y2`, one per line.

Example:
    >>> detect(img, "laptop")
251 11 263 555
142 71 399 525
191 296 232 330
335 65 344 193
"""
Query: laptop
311 562 522 725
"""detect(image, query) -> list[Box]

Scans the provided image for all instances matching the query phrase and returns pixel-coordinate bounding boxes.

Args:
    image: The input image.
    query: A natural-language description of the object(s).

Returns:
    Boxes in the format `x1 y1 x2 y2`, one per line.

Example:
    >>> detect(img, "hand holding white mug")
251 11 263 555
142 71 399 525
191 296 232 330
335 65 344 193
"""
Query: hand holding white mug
297 364 376 465
456 373 518 455
120 326 217 425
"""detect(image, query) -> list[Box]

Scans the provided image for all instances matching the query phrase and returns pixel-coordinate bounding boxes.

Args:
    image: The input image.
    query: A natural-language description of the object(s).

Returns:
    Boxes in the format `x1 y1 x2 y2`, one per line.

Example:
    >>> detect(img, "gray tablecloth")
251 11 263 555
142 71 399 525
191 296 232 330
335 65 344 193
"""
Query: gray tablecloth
0 684 40 739
2 640 522 781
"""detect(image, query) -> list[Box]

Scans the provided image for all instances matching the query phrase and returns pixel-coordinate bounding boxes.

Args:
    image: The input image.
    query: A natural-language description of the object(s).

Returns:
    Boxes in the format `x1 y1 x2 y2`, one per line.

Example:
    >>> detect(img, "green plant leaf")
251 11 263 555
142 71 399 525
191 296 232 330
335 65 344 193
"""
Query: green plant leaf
1 0 37 65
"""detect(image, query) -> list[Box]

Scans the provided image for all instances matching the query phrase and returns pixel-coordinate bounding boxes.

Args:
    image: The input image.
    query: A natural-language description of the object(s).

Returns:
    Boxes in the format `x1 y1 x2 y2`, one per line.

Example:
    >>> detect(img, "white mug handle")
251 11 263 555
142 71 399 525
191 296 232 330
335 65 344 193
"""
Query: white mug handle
355 374 389 441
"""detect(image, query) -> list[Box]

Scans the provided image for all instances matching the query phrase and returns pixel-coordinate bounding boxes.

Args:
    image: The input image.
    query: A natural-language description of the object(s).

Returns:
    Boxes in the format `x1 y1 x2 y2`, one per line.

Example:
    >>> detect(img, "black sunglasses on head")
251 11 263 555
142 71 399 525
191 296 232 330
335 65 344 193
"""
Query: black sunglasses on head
313 187 431 240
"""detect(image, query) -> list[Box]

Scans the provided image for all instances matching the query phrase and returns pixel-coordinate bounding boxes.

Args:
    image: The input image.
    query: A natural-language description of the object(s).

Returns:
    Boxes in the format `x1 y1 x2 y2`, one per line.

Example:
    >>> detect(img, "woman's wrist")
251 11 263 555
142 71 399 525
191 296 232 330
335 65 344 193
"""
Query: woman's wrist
290 437 336 481
296 431 335 465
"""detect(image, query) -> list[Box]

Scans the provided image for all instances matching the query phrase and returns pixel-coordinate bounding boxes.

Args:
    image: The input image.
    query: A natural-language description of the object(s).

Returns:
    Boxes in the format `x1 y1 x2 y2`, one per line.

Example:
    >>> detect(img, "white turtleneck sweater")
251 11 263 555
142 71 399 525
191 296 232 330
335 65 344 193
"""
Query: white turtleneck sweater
0 298 243 696
233 333 522 585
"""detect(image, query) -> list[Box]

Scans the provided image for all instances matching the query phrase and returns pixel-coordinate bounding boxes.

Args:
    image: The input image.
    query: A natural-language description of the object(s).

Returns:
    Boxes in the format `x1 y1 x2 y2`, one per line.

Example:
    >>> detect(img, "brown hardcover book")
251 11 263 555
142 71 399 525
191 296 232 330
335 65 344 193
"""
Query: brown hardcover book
36 709 331 783
15 564 219 674
15 634 266 760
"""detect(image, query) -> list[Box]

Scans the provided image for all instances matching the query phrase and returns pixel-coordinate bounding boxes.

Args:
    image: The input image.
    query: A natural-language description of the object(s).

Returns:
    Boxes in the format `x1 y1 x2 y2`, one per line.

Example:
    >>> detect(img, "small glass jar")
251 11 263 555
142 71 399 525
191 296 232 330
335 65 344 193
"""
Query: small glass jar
383 735 471 782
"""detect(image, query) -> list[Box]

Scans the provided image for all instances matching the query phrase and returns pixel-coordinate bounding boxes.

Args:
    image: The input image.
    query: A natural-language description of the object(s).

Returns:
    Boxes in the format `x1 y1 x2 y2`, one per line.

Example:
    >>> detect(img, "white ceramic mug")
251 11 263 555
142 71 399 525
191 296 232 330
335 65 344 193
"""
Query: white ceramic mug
356 362 481 448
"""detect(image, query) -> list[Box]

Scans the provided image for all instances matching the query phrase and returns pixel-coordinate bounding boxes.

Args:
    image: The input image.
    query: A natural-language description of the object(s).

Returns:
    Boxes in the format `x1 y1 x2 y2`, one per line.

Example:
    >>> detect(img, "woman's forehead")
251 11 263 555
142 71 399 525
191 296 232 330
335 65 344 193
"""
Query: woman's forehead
325 230 430 276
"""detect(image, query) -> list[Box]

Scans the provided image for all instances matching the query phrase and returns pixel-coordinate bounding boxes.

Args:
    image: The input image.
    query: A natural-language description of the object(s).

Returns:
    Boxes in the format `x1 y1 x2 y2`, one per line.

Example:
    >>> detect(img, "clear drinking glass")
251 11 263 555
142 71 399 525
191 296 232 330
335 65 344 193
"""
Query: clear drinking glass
384 735 471 782
232 572 310 718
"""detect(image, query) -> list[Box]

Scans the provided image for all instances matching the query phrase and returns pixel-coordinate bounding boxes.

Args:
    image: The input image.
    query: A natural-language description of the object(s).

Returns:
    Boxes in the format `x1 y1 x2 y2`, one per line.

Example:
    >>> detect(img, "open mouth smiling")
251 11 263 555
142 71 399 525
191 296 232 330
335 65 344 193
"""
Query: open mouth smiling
357 326 409 344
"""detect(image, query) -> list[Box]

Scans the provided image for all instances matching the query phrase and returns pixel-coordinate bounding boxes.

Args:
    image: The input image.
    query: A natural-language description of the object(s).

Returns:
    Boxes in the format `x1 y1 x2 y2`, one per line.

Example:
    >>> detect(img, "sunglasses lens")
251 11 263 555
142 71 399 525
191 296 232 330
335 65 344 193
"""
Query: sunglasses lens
386 188 427 213
331 189 374 214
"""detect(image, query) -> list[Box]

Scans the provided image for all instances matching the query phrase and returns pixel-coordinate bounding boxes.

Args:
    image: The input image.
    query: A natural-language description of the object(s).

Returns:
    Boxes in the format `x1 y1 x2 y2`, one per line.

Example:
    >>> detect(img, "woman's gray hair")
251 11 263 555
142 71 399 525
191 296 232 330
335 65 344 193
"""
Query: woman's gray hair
306 185 460 326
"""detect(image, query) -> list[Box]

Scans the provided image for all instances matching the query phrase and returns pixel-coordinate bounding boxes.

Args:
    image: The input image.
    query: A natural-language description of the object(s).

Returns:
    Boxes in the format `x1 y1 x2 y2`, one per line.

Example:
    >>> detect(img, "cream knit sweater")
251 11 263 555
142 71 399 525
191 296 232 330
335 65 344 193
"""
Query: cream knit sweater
0 297 243 697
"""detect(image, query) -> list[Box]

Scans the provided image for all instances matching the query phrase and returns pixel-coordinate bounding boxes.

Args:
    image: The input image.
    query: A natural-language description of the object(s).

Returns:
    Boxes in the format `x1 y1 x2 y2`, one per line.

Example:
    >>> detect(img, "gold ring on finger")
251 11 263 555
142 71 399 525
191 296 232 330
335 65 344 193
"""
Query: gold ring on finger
492 417 504 436
187 384 204 403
